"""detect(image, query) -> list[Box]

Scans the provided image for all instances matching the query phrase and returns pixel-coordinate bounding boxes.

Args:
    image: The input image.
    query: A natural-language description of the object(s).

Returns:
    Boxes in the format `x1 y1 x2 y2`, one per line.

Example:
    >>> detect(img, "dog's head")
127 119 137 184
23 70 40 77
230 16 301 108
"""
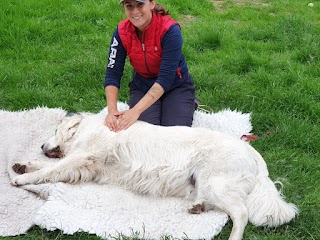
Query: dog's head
42 112 84 158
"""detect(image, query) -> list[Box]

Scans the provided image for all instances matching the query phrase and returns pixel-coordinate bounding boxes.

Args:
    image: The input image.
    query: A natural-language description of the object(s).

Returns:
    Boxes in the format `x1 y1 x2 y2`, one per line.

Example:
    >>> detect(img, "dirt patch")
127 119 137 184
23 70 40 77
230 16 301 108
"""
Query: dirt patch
235 0 271 7
178 14 197 26
211 0 271 12
211 0 224 12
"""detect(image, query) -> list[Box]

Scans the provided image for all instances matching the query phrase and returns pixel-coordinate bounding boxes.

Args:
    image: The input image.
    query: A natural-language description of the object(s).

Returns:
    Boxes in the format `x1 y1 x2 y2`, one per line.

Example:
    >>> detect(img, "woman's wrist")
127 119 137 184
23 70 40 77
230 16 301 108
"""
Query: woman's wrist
108 107 118 113
131 106 143 115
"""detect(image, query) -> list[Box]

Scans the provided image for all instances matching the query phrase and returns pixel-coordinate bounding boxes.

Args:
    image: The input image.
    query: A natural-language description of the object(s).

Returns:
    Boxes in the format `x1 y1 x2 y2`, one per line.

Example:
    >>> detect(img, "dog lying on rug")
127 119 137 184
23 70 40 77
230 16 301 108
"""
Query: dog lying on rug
11 112 298 240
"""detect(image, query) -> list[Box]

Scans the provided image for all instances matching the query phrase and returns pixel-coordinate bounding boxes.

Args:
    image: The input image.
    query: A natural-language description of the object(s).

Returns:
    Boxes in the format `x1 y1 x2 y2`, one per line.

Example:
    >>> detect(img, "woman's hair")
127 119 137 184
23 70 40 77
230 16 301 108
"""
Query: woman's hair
152 2 170 16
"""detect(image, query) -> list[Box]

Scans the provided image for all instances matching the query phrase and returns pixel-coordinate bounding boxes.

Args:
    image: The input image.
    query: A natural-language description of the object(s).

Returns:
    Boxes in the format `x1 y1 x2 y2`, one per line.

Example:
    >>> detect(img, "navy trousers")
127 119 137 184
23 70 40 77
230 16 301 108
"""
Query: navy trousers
129 77 196 127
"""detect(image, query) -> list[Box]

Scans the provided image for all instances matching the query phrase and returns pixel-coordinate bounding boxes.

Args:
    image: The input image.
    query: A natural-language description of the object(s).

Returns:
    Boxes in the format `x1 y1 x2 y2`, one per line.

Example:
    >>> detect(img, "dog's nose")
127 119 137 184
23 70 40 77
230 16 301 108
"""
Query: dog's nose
41 144 44 150
53 146 60 152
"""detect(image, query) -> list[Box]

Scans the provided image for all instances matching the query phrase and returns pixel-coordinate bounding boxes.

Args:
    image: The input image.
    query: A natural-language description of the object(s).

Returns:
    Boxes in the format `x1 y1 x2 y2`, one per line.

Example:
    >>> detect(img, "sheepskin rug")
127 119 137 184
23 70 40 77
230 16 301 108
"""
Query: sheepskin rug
0 102 252 239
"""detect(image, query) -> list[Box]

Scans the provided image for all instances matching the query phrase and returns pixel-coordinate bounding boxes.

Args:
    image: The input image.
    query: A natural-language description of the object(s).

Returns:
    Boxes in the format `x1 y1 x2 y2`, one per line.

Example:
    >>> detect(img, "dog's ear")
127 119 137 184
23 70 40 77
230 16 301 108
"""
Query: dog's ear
66 112 78 117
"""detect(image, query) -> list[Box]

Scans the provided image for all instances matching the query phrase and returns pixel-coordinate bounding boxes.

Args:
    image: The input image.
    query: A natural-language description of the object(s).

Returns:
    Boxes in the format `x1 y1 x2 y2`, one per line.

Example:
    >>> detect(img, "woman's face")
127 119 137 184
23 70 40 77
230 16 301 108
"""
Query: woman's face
123 0 156 32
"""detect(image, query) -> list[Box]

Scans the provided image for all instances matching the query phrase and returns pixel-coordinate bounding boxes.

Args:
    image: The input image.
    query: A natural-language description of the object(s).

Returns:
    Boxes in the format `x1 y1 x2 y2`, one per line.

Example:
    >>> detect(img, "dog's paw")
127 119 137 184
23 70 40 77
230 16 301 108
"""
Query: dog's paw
12 163 27 174
188 203 205 214
11 175 29 186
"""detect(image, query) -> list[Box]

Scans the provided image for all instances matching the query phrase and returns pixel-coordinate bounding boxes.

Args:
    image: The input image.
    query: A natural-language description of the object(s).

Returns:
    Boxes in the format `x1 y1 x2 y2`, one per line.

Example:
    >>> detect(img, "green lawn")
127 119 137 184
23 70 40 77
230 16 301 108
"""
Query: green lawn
1 0 319 239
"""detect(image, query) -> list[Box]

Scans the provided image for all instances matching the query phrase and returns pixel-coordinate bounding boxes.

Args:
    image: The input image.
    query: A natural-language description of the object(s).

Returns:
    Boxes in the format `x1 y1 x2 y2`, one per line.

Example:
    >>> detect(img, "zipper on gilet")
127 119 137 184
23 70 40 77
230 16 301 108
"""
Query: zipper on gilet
141 32 152 75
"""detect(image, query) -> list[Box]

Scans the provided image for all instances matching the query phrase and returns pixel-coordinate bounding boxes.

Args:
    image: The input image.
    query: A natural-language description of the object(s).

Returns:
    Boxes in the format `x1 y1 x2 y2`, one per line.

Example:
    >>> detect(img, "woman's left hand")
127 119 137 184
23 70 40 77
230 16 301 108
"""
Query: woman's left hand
114 108 141 131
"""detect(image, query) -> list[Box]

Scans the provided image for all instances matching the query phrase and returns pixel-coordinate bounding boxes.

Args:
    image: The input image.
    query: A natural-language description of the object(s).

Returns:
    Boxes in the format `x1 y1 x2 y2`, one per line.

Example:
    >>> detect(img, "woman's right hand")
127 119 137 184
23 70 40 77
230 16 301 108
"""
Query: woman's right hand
105 110 118 132
104 86 120 132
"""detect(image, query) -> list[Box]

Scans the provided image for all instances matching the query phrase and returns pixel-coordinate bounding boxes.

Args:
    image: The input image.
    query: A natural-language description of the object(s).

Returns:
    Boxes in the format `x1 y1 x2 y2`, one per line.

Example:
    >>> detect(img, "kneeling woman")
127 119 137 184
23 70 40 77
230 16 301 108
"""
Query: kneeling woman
104 0 197 131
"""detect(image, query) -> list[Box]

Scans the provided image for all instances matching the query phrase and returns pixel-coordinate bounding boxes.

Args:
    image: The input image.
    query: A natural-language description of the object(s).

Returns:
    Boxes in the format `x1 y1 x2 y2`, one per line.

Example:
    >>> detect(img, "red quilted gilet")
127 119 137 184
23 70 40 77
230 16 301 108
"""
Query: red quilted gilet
118 12 179 78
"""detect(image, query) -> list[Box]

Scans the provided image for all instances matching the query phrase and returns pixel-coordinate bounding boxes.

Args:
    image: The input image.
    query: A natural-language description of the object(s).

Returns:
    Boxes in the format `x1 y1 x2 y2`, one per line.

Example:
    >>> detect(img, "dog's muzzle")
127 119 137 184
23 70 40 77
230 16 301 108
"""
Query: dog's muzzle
41 144 62 158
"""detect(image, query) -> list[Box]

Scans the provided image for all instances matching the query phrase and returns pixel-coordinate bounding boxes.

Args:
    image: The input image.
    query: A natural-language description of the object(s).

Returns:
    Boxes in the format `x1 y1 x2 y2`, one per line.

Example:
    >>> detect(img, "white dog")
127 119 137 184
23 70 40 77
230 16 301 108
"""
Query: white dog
11 112 298 240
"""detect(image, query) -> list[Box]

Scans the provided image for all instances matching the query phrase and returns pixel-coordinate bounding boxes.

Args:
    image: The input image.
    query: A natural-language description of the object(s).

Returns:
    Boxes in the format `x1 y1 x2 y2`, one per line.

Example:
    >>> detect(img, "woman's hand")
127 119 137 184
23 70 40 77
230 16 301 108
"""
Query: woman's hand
105 110 119 132
115 108 141 131
112 83 164 131
104 86 120 132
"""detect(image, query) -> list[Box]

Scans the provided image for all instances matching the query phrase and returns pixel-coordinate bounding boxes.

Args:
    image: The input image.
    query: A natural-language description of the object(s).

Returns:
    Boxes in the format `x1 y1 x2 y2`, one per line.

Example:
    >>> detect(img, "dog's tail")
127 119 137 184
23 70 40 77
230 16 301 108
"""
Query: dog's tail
246 147 299 227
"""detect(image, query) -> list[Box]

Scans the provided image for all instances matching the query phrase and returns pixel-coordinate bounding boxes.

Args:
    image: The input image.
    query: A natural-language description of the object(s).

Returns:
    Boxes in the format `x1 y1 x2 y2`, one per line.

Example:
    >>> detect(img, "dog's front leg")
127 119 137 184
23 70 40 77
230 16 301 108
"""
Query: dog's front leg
11 152 97 186
12 160 57 174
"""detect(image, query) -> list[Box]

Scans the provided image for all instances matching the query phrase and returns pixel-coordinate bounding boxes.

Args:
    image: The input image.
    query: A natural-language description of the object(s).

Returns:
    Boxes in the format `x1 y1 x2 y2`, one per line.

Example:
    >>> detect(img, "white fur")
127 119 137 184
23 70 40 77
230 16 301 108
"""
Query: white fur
11 113 298 240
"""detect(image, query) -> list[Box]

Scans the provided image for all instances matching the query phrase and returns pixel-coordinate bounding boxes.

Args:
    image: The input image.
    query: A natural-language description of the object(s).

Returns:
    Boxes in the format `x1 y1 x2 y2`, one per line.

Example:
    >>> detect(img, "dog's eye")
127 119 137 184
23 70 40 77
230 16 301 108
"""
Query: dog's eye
67 122 80 138
68 127 76 133
70 131 76 137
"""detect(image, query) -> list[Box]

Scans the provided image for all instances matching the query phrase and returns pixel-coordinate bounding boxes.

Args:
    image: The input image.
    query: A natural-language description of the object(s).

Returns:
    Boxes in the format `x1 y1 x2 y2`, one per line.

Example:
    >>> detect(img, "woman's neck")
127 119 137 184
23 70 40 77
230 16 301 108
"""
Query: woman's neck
136 28 143 40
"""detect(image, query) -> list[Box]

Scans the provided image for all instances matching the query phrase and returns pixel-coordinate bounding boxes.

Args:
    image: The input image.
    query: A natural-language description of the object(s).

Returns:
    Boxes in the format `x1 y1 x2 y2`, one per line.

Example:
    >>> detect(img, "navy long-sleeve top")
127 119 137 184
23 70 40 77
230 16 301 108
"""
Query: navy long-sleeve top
104 24 189 93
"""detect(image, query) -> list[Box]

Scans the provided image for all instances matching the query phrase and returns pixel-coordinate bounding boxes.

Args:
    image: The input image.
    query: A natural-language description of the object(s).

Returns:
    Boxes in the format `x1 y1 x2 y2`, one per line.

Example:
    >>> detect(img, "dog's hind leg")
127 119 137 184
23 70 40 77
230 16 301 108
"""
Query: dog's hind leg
221 200 248 240
191 175 249 240
11 152 98 186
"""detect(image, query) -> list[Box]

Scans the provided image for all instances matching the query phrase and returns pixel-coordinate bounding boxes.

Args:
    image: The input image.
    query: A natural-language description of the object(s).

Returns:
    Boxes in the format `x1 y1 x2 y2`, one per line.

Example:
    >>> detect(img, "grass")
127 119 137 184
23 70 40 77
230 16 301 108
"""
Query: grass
1 0 319 239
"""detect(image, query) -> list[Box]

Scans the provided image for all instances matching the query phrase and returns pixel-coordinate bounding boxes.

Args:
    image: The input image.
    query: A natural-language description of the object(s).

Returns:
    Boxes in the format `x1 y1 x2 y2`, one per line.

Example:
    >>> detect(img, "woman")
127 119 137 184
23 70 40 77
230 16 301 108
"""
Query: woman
104 0 197 132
